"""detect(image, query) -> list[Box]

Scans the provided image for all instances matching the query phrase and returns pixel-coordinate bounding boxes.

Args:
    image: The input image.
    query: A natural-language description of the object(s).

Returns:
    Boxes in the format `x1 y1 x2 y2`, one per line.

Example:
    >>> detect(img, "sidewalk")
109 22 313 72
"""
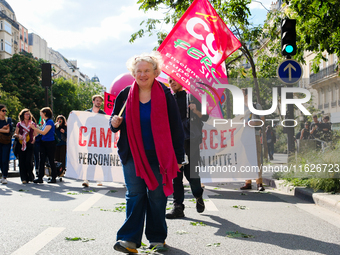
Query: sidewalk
262 153 340 215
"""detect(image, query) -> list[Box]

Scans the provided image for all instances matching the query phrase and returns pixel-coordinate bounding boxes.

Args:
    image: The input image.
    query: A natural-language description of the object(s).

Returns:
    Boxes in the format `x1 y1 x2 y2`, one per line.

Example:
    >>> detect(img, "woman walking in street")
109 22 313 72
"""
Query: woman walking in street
14 109 36 184
30 107 57 184
0 104 12 184
109 52 184 253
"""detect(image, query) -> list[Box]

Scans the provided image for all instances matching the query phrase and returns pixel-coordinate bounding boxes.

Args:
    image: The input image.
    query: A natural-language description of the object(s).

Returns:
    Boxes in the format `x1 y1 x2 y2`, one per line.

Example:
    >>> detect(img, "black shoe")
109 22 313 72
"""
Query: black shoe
196 196 205 213
48 179 57 183
257 184 265 191
165 204 185 219
33 178 43 183
240 183 252 190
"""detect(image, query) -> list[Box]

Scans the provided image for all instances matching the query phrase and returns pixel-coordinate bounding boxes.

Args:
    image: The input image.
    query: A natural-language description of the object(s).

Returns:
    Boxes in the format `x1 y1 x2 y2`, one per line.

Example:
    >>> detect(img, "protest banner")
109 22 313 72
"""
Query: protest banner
158 0 241 115
65 111 122 182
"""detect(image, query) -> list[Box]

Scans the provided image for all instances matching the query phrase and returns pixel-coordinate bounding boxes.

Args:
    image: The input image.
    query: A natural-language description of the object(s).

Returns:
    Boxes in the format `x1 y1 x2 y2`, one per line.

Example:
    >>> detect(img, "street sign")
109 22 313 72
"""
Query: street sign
277 59 303 84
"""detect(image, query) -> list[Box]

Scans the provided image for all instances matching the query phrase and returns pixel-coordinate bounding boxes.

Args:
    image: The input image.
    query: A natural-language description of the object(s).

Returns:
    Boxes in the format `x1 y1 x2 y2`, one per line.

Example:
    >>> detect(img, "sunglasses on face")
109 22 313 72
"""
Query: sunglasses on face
1 109 7 113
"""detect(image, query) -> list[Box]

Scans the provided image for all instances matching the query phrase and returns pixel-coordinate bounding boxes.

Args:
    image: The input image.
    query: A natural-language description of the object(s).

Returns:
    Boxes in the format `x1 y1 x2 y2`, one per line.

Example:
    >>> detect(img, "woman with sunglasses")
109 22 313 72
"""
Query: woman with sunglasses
30 107 57 184
110 52 184 253
0 104 13 184
55 115 67 172
14 109 37 184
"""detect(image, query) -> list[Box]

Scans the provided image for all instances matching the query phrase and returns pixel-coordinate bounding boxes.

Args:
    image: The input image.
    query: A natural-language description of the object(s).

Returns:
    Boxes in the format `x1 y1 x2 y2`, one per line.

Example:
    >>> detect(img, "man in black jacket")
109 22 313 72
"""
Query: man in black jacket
166 77 208 219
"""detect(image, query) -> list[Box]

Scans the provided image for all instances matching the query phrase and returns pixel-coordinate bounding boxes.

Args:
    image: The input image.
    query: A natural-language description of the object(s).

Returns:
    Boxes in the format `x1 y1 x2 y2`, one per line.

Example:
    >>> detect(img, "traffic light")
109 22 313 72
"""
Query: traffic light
281 19 296 56
41 63 51 87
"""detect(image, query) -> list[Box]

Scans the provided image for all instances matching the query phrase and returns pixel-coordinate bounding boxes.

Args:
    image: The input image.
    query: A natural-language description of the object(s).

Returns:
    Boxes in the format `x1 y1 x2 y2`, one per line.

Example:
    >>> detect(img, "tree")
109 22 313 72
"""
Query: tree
0 84 23 123
268 0 340 72
0 53 45 119
76 81 105 112
51 78 81 119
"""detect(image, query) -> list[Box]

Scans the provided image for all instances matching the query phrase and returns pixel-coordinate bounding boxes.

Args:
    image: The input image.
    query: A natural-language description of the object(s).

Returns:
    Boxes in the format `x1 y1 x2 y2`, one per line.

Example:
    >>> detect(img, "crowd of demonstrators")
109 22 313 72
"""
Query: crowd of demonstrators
166 77 207 219
110 52 184 254
14 109 37 184
55 115 67 172
82 94 105 188
0 104 12 184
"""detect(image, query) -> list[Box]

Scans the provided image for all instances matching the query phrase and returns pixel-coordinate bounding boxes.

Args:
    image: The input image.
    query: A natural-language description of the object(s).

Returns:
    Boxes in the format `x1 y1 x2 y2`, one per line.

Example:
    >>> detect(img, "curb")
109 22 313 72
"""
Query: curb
263 178 340 215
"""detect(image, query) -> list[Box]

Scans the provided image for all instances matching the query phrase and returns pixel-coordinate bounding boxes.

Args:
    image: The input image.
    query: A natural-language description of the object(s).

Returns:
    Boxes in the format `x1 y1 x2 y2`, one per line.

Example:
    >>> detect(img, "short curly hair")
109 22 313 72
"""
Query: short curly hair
126 51 163 78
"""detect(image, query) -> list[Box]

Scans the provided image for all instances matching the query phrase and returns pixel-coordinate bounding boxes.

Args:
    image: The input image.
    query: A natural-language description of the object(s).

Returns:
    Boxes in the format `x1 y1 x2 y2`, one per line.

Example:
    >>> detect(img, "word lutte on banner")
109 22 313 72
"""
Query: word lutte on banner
158 0 241 115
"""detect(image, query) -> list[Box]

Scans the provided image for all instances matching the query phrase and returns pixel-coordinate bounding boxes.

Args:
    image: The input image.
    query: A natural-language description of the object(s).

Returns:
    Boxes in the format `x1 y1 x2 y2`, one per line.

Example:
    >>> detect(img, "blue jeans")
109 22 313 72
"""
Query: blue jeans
117 151 167 248
0 143 11 178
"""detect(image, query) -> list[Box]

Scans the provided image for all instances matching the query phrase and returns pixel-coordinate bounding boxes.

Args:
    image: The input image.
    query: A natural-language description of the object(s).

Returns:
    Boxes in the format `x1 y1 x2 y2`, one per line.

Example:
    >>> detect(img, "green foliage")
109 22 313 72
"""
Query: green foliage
0 84 23 122
75 82 104 112
0 53 45 119
52 78 80 119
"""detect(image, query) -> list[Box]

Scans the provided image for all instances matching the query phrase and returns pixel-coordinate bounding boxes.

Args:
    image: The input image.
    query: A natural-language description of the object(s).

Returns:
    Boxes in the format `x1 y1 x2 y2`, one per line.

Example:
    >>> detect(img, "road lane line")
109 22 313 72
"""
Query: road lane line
11 227 65 255
185 189 219 211
73 189 109 211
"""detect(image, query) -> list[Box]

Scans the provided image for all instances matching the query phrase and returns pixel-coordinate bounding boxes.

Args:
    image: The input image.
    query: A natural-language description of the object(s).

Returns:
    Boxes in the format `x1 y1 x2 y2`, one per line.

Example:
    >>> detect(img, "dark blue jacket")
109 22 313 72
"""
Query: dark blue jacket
109 83 185 165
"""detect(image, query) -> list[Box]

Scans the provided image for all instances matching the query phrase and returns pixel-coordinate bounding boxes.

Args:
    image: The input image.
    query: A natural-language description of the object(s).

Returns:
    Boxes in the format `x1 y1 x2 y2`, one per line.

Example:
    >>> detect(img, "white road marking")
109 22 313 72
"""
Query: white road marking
73 189 109 211
185 189 220 211
203 189 219 211
11 227 65 255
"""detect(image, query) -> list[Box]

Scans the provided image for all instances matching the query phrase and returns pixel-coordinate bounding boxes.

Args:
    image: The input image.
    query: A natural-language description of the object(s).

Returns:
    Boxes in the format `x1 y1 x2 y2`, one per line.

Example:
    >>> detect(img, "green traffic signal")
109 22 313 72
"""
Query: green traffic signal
284 45 294 54
281 19 296 56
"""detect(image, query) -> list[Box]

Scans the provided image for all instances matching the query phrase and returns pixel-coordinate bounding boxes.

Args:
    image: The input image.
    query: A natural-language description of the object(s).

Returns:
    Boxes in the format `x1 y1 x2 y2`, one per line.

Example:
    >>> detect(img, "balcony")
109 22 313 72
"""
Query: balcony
324 103 329 109
310 63 338 84
318 104 323 109
331 101 337 107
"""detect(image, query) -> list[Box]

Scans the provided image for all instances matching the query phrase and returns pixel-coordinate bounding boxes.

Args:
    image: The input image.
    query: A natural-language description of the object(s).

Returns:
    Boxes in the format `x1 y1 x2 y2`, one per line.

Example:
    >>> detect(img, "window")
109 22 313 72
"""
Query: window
0 39 3 51
0 21 3 30
334 54 338 65
5 40 11 54
4 21 11 34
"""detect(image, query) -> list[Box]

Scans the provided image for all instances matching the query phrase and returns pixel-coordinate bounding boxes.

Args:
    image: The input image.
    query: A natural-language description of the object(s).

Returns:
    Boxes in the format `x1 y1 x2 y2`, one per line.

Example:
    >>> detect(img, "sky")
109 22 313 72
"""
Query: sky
8 0 272 91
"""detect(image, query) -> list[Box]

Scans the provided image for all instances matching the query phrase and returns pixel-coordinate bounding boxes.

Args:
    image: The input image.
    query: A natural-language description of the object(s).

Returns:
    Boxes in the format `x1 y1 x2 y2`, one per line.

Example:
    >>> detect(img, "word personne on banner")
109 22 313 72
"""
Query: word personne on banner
197 115 259 183
66 111 121 182
158 0 241 114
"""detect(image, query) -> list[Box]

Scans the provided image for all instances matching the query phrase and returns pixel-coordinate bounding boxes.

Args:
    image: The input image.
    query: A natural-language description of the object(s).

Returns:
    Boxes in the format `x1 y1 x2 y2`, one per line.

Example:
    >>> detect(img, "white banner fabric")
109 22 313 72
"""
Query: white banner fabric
65 111 122 182
199 113 259 182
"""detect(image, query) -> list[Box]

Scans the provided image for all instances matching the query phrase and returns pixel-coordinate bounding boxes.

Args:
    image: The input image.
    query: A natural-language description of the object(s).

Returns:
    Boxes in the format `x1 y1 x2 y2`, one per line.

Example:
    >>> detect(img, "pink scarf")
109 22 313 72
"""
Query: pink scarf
126 80 179 196
19 120 32 151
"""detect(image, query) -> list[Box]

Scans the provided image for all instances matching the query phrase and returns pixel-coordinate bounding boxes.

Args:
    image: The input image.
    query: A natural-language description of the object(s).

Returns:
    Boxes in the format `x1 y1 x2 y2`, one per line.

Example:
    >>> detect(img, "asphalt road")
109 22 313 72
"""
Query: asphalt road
1 176 340 255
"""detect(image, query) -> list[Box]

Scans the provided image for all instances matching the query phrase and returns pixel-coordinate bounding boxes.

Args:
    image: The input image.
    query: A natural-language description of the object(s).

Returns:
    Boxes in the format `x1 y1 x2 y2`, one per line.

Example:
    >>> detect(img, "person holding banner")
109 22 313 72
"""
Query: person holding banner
109 52 184 254
166 77 208 219
240 88 265 191
82 95 105 187
30 107 57 184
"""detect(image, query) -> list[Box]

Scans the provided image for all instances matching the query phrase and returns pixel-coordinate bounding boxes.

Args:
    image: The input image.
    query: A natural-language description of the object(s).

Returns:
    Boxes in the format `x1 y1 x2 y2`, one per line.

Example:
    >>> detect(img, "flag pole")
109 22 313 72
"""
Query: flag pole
118 101 127 117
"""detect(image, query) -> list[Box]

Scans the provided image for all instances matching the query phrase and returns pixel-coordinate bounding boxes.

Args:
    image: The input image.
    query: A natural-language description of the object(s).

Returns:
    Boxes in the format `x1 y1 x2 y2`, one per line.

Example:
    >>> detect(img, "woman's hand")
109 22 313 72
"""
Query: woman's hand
30 124 36 130
60 128 65 133
111 115 123 128
18 134 23 141
178 164 183 170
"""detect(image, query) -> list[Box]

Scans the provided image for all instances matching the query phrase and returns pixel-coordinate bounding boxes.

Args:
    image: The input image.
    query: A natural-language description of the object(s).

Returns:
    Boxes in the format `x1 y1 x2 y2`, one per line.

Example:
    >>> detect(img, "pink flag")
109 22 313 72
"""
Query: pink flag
104 92 116 115
158 0 241 115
